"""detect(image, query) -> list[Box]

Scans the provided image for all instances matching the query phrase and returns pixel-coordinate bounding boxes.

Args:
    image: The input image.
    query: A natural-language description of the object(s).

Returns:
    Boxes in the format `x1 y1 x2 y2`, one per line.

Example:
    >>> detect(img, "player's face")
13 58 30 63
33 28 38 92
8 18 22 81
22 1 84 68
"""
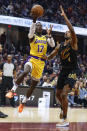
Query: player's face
64 31 71 40
35 22 42 34
7 55 12 62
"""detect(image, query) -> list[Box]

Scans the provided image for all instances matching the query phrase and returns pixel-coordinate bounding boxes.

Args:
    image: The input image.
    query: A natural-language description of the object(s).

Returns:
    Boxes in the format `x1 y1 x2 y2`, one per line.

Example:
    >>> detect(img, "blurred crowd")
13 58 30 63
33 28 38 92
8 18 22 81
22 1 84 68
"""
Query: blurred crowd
0 0 87 28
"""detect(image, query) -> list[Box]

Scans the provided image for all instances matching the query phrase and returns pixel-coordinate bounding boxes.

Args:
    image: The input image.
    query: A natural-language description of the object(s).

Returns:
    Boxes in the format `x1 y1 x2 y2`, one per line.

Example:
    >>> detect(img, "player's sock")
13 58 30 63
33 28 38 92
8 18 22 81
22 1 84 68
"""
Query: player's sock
21 96 27 104
12 84 18 92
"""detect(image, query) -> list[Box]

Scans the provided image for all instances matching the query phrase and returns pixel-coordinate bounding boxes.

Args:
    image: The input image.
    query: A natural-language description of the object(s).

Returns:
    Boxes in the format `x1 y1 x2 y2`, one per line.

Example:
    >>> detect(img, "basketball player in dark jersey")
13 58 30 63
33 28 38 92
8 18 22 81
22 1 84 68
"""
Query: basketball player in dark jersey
43 5 78 127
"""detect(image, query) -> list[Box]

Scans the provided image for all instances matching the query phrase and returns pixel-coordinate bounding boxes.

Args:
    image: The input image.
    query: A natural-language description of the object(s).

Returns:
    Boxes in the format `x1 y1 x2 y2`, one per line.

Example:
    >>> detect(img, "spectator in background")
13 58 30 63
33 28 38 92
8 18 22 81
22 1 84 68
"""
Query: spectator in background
78 80 87 107
0 0 87 27
68 91 76 107
6 2 14 15
42 77 52 87
51 76 58 88
38 75 48 86
74 80 87 107
0 32 6 46
44 61 53 75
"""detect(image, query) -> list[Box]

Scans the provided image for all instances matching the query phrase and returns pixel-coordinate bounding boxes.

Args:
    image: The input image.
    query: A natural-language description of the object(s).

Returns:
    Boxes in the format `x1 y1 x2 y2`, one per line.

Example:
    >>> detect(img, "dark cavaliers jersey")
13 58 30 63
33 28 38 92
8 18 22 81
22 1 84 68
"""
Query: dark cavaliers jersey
58 42 78 69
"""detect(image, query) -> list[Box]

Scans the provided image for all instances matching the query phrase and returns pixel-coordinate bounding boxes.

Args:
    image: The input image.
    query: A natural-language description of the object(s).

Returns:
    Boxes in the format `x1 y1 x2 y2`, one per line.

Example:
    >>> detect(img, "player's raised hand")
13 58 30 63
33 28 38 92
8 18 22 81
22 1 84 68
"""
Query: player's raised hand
46 25 53 36
60 5 66 17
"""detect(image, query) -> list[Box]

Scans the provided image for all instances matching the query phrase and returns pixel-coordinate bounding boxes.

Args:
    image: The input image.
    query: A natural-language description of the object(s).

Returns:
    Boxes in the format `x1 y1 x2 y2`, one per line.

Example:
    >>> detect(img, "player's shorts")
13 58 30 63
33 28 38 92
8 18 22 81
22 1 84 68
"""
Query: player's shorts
56 67 80 90
26 55 45 81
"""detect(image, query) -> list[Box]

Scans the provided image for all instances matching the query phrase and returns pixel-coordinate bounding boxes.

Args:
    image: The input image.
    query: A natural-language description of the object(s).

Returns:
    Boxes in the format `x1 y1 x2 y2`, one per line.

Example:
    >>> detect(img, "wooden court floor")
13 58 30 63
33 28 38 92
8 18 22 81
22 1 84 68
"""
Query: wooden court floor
0 107 87 131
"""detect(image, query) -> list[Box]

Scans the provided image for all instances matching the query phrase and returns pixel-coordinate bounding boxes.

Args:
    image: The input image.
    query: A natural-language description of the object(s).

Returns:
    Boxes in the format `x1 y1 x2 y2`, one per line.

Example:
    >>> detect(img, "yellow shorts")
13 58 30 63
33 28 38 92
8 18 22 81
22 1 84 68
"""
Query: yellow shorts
29 57 45 81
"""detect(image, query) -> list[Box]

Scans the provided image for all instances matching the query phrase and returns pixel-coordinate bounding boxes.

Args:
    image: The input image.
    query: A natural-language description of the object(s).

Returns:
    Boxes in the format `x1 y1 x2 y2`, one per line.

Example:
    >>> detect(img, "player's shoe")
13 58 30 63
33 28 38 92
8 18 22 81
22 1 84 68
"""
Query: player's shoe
5 91 14 98
56 119 69 127
18 96 27 113
18 104 25 113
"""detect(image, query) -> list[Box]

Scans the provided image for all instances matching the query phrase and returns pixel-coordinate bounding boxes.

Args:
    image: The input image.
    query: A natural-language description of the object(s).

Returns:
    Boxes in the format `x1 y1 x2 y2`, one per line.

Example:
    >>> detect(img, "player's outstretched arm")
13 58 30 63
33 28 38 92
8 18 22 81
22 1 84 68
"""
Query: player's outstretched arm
43 42 60 60
28 13 38 42
60 5 78 50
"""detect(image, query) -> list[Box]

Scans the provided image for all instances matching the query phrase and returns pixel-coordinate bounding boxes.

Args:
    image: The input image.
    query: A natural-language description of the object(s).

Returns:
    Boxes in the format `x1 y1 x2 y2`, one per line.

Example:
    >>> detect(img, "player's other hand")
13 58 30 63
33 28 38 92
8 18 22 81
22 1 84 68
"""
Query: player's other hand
46 25 53 36
60 5 66 17
42 55 48 60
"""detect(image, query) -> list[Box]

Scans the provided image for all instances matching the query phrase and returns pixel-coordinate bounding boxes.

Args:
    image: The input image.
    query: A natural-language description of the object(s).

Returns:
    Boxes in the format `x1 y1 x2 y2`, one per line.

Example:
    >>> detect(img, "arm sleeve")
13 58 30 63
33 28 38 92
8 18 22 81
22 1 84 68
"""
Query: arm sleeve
28 22 36 39
47 37 55 47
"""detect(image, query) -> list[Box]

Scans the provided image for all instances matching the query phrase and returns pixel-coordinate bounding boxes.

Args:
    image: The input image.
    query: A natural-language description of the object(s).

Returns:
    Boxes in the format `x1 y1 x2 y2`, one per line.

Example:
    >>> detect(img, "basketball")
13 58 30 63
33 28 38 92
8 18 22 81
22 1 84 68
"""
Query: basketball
31 5 44 17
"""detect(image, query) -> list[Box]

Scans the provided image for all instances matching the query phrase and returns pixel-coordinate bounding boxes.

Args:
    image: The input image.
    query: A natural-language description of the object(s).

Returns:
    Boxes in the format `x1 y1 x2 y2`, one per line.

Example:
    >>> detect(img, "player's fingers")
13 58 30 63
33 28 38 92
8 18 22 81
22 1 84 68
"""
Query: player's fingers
50 25 53 30
60 5 63 11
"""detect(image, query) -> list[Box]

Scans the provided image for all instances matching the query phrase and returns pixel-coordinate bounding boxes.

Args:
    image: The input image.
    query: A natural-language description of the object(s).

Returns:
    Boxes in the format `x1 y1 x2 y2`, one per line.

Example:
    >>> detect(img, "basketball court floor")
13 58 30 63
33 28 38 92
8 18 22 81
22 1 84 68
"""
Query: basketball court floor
0 107 87 131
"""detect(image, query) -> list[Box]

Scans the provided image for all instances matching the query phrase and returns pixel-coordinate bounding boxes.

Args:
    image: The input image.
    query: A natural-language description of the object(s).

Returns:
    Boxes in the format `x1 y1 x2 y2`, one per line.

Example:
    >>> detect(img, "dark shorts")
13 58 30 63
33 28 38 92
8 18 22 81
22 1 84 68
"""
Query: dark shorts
57 68 80 90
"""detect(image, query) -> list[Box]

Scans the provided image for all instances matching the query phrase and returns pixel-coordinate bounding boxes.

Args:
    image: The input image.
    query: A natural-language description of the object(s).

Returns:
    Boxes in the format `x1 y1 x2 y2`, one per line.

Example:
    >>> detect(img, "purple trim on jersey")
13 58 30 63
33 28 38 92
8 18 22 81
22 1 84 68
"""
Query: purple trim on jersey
24 55 46 64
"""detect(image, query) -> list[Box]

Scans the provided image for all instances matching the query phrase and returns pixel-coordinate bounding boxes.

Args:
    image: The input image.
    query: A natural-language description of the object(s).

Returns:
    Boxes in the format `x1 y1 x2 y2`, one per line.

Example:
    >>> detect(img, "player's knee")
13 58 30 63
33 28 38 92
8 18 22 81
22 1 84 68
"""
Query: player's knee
24 62 32 73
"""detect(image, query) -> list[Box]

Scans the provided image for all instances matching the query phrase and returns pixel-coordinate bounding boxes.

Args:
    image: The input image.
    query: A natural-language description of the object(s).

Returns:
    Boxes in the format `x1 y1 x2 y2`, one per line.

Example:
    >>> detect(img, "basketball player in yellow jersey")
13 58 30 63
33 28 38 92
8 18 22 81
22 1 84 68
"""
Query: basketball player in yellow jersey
6 13 55 112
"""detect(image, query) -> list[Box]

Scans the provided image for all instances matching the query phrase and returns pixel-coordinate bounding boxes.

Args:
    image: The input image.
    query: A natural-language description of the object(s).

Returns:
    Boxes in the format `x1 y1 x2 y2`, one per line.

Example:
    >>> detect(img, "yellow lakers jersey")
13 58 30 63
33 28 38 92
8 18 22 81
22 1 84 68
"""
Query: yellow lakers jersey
30 34 47 58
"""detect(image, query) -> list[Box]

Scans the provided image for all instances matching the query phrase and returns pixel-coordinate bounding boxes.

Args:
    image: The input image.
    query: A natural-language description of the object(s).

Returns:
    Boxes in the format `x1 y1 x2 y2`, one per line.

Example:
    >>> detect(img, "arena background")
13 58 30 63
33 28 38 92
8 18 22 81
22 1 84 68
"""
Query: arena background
0 0 87 131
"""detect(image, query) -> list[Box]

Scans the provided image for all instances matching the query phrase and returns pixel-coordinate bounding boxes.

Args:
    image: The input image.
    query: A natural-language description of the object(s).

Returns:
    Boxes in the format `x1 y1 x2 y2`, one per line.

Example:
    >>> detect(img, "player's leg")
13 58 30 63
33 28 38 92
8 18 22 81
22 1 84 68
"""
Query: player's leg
56 70 66 119
56 84 70 127
15 61 32 88
18 79 38 113
6 62 32 98
56 89 63 118
18 60 44 113
56 69 70 127
61 84 70 119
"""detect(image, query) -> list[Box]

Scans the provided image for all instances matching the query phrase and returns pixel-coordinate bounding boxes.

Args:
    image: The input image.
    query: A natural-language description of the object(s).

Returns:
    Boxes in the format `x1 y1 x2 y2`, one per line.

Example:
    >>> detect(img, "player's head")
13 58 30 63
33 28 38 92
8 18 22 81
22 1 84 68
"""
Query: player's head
35 22 42 34
7 55 12 63
64 31 71 40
